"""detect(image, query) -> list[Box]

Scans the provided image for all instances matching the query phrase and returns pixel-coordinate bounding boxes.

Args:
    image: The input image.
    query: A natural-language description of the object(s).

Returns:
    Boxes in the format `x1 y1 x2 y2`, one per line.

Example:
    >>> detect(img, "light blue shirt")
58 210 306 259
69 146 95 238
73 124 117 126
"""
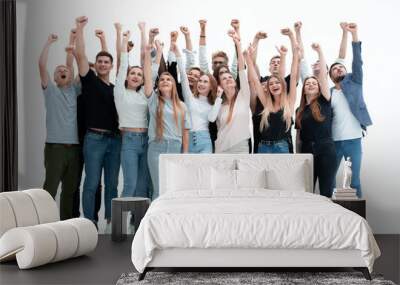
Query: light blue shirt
147 92 191 143
43 80 80 144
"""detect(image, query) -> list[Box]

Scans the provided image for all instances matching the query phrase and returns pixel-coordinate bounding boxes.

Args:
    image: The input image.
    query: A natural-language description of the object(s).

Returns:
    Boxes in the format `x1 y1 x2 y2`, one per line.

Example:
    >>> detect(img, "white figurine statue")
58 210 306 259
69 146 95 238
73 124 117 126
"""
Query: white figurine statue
342 157 353 189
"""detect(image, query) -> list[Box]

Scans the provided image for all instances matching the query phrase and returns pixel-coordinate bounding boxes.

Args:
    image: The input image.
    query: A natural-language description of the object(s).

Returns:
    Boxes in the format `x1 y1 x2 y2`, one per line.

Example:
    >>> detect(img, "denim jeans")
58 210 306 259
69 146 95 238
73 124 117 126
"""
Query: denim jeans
189 131 213 154
83 131 121 222
334 138 362 197
258 139 289 154
121 131 151 199
147 139 182 200
301 139 337 198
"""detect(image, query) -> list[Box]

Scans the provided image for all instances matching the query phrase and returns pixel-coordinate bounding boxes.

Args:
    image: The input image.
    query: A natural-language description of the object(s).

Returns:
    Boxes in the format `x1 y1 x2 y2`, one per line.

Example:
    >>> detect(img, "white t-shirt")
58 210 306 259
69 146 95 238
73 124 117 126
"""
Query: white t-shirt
331 88 363 141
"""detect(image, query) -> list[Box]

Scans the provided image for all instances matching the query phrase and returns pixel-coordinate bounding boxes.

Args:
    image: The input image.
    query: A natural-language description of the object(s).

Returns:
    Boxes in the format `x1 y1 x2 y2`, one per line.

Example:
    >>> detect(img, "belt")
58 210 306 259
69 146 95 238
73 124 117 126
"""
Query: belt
88 129 120 137
259 139 287 146
45 143 79 147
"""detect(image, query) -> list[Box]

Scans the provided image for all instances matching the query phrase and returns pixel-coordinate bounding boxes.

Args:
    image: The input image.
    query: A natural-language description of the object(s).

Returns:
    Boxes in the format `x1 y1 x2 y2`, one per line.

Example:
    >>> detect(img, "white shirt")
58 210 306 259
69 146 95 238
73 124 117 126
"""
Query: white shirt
114 53 149 129
331 88 363 141
214 70 252 152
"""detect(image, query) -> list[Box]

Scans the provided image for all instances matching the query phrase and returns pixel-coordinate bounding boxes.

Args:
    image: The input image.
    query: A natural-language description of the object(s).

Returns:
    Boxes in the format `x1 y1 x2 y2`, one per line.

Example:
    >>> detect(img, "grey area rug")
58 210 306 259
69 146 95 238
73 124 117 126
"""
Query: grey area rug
116 271 396 285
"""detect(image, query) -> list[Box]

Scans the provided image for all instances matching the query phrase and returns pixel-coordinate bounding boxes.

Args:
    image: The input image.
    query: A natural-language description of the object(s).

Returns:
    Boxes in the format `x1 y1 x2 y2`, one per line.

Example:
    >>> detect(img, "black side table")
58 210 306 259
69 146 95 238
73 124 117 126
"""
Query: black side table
111 197 150 242
332 199 366 219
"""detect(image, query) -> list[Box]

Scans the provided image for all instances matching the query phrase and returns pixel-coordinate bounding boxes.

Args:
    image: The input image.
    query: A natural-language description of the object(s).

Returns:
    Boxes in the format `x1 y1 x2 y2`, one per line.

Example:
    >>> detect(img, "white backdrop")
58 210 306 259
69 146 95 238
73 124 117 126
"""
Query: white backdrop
16 0 400 233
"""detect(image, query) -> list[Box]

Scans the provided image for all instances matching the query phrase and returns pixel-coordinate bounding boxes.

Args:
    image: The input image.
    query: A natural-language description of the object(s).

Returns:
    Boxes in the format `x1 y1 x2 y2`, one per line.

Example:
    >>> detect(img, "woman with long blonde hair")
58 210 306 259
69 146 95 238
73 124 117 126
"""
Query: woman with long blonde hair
249 38 299 153
143 43 191 199
295 43 336 198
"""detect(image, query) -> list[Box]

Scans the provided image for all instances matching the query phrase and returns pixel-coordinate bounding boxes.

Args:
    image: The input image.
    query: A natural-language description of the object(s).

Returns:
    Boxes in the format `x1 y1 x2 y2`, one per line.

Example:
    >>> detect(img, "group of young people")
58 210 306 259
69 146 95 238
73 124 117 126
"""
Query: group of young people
39 17 371 230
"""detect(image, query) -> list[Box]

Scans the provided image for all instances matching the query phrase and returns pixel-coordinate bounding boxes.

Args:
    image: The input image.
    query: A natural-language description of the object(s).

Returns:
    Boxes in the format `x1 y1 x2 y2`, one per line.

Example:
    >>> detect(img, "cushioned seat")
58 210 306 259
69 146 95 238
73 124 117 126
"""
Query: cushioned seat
0 189 97 269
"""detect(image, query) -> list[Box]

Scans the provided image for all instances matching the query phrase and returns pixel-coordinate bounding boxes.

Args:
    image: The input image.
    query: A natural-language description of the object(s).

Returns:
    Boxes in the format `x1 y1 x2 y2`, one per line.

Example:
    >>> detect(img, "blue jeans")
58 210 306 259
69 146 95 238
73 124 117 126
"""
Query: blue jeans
334 138 362 197
83 131 121 222
258 139 289 153
147 139 182 200
121 131 151 199
189 131 213 153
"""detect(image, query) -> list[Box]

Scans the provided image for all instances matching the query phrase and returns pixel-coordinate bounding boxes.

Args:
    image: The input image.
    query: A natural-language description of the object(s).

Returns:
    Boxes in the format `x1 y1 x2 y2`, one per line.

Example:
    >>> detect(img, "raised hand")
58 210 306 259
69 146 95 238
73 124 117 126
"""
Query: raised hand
138 22 146 32
180 26 190 35
255 31 267 40
294 21 302 32
170 31 179 42
75 16 88 28
95 29 105 39
230 19 240 31
48 34 58 44
340 22 348 31
311 43 321 52
276 45 288 56
114 22 122 31
199 19 207 30
281 28 293 37
149 28 159 38
70 29 77 41
346 23 357 33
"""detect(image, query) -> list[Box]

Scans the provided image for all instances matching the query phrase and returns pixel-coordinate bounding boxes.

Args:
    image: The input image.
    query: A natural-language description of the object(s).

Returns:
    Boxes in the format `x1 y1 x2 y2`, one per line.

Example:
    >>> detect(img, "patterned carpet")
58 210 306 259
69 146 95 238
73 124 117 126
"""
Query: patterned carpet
116 271 396 285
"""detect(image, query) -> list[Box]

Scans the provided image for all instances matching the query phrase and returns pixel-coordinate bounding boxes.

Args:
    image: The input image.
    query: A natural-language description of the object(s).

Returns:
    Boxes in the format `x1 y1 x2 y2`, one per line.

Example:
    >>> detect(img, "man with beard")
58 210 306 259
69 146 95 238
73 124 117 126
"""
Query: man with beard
38 32 81 220
329 23 371 198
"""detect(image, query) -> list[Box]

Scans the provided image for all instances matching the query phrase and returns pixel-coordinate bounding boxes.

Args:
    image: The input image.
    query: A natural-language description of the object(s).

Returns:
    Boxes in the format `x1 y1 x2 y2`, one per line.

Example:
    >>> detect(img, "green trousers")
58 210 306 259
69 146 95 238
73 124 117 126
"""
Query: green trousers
43 143 81 220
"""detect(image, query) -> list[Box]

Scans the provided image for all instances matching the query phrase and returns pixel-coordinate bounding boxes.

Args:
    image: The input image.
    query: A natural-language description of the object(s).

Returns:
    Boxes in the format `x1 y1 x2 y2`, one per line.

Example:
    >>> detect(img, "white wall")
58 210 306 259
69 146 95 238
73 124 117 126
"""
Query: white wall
16 0 400 233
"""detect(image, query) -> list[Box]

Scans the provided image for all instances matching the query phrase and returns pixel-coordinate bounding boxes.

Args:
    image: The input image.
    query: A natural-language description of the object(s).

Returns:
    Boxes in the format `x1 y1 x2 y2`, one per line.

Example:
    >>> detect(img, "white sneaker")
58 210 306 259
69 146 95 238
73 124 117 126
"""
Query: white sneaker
105 223 112 234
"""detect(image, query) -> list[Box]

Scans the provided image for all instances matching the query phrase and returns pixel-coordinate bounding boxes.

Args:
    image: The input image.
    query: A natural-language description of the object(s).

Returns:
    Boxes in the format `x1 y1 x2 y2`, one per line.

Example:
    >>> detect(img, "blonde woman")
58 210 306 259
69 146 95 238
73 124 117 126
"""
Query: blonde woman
143 42 191 199
247 33 300 153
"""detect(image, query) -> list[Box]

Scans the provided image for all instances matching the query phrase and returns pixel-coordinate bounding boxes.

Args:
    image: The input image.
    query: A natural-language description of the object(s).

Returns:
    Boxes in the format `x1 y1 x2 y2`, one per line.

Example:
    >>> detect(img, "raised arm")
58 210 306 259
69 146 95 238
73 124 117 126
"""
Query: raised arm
198 19 210 74
172 42 193 103
66 29 76 71
148 27 159 46
113 23 122 72
338 22 349 59
228 30 244 72
288 44 300 112
312 43 330 101
281 28 296 79
294 22 304 60
95 29 108 52
75 16 90 77
230 19 241 80
116 30 131 85
251 31 267 69
143 43 154 97
180 26 195 70
138 22 146 67
38 34 58 88
347 23 362 84
245 44 268 109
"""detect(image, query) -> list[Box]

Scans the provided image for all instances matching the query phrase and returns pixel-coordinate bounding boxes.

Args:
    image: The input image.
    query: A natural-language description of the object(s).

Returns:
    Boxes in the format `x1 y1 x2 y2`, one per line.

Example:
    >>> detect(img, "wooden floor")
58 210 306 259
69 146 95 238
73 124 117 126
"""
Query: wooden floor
0 235 398 285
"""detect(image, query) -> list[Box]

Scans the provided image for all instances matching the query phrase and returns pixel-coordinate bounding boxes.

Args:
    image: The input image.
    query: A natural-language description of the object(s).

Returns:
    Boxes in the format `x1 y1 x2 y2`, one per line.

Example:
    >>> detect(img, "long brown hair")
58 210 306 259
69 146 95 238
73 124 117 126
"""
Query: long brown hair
218 71 238 124
125 65 143 91
194 74 217 105
260 75 292 132
156 72 185 141
295 76 325 129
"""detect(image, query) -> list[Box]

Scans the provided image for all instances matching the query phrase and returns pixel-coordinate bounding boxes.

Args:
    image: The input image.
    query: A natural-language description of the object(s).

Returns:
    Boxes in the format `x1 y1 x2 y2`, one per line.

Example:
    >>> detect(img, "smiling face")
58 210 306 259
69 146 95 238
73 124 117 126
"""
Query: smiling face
54 65 72 87
329 63 347 83
197 74 211 95
95 55 113 77
267 76 283 97
126 66 144 89
187 68 201 87
269 56 281 75
303 77 320 97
